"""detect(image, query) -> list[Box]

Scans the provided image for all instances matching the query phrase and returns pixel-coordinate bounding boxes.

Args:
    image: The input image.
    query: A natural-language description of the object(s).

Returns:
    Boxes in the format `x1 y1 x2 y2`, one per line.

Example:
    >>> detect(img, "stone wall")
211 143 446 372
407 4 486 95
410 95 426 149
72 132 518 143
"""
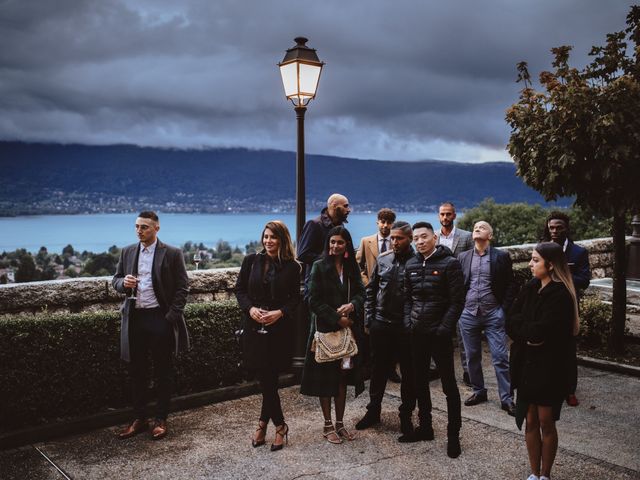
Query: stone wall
0 237 620 316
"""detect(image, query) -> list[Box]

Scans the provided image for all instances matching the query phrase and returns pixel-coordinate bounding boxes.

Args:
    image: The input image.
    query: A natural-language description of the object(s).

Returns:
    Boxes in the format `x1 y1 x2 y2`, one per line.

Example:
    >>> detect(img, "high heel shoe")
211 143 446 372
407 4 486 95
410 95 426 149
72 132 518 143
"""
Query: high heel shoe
252 421 267 448
270 422 288 451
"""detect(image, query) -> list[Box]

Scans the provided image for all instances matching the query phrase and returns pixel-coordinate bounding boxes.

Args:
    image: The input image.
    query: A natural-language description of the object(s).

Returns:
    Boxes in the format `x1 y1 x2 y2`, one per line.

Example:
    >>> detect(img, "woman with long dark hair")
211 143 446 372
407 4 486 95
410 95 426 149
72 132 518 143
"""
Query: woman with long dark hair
235 220 301 451
507 242 579 480
300 226 365 444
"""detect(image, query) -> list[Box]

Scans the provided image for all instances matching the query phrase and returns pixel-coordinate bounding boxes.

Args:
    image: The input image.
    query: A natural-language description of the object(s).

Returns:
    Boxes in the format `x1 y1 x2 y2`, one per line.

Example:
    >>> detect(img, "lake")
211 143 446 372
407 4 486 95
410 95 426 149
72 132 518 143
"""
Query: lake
0 212 440 253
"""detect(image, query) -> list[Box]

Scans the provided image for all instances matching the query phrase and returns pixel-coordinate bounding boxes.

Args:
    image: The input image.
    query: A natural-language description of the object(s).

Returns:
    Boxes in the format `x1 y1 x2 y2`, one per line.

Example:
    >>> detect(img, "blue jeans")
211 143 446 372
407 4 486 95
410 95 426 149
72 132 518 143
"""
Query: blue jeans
459 307 512 405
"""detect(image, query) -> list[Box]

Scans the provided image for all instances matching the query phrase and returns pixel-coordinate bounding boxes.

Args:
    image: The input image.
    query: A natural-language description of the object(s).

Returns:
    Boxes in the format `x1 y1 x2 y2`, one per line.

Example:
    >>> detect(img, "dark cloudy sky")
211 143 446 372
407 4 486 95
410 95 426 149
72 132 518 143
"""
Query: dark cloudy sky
0 1 633 162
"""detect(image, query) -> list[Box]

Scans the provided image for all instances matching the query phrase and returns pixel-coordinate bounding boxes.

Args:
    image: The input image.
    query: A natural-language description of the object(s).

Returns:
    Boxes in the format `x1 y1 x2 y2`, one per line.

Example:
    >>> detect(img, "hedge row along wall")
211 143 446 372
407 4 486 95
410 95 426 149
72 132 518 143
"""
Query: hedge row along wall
0 301 243 431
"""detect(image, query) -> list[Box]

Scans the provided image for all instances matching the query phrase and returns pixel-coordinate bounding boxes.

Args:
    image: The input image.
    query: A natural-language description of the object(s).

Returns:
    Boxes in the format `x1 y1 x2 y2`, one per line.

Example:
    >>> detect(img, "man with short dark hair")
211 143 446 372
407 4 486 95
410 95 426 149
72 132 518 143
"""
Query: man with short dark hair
112 211 190 440
356 221 416 437
356 208 396 286
458 221 517 416
297 193 351 295
402 222 465 458
543 211 591 407
437 201 474 386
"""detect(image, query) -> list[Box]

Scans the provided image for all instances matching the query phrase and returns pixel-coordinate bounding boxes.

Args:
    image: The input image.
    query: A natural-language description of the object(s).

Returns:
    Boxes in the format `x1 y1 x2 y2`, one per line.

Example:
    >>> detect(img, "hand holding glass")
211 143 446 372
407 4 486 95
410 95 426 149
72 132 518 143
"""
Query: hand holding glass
193 252 202 270
126 274 138 300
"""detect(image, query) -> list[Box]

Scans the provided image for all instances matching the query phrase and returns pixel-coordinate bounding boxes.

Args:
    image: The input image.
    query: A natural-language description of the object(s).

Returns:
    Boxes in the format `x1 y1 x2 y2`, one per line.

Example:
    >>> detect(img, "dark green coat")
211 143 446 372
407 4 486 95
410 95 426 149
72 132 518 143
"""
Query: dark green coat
300 259 365 397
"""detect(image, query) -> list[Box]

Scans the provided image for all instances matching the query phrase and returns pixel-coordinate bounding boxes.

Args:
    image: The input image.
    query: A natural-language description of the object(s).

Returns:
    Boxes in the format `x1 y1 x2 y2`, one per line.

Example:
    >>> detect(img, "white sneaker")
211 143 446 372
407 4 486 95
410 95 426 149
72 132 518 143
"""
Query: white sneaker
527 475 539 480
540 477 550 480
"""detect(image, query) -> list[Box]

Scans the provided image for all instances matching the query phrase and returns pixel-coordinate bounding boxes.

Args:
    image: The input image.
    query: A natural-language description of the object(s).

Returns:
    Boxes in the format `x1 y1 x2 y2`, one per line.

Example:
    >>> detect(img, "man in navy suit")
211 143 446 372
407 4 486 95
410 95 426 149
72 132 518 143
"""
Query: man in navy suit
458 221 518 415
544 211 591 406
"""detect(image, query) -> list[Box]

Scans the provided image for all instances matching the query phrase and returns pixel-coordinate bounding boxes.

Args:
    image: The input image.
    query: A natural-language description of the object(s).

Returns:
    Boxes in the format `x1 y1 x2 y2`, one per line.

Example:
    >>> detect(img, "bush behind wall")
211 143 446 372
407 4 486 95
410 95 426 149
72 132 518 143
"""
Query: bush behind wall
0 301 243 431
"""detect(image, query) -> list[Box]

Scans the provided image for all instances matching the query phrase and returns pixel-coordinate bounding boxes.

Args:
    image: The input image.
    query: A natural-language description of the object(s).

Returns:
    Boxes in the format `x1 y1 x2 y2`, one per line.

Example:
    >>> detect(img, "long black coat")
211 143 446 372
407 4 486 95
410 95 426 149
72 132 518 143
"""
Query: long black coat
112 240 190 362
300 259 365 397
235 253 301 371
507 279 574 405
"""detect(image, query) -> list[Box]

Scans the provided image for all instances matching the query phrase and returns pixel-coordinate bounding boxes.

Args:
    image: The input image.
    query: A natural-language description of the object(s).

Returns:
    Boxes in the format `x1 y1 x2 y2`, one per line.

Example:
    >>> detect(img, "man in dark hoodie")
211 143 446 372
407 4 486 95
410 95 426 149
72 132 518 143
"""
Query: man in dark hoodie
401 222 465 458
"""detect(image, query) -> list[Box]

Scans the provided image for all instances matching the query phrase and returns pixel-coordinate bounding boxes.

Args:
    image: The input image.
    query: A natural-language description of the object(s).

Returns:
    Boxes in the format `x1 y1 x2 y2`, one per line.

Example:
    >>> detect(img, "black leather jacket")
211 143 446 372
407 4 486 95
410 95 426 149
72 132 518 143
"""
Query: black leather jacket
403 245 465 335
364 247 415 328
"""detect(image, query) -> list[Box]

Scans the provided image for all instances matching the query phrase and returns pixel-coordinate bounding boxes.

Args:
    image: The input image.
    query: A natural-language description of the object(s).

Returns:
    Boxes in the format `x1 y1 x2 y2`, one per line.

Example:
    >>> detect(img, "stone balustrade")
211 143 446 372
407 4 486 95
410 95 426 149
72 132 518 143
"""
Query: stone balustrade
0 237 621 316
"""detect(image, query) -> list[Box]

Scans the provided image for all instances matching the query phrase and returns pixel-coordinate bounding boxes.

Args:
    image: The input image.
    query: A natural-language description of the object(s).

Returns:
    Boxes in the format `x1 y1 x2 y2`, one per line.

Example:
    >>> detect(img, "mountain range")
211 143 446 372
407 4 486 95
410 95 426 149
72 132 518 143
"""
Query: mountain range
0 141 563 215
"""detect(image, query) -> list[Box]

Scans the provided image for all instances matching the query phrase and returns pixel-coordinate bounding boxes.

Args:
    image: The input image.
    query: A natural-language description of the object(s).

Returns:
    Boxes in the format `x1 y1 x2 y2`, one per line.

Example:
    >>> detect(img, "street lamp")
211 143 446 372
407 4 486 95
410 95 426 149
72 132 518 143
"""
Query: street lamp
278 37 324 243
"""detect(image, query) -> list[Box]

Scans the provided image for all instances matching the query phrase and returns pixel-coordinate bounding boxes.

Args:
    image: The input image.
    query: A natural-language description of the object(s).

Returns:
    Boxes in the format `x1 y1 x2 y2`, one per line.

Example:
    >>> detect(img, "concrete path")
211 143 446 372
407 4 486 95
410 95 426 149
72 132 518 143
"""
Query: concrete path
2 352 639 480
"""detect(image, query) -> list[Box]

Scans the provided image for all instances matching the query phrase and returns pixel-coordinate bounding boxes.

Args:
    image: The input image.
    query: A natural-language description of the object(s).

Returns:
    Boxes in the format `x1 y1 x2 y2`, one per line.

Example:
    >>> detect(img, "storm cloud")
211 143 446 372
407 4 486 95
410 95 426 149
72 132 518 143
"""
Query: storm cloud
0 0 632 162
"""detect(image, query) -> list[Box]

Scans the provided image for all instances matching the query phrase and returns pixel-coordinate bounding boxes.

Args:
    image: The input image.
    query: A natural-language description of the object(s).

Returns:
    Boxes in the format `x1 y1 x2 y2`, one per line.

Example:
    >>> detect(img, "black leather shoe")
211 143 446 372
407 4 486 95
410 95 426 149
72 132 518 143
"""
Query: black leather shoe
355 411 380 430
398 424 434 443
388 370 402 383
447 435 461 458
399 416 414 436
501 402 516 416
464 393 487 406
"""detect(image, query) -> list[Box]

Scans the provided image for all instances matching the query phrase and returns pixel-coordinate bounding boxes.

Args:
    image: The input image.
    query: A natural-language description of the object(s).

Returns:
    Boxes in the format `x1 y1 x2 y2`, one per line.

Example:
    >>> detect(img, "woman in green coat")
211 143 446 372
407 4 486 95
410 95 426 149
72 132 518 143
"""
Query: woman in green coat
300 226 365 444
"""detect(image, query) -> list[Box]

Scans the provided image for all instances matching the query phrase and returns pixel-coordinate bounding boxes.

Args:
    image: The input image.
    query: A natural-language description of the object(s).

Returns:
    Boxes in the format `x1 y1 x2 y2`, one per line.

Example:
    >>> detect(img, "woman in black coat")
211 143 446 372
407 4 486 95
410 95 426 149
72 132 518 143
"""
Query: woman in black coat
507 242 579 480
235 220 301 452
300 226 365 444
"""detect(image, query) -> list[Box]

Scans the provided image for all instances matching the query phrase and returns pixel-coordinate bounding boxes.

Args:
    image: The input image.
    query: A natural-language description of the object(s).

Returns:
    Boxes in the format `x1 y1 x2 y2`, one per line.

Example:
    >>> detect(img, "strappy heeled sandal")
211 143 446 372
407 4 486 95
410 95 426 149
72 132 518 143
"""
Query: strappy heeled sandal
322 420 342 444
271 422 289 451
252 420 267 447
335 421 356 441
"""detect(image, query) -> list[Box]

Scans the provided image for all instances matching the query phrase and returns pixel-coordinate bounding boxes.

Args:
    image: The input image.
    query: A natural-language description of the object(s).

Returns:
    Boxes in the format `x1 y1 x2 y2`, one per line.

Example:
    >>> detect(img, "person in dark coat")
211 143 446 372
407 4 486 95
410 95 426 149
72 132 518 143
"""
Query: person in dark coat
401 222 465 458
297 193 351 298
112 211 190 440
507 242 579 480
300 226 365 444
543 211 591 407
235 220 301 452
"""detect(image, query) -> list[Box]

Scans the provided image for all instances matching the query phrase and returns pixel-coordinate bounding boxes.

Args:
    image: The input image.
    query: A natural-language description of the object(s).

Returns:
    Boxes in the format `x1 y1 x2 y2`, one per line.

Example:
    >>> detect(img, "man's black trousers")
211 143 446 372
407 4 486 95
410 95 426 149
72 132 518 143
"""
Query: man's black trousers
129 307 174 421
366 320 416 419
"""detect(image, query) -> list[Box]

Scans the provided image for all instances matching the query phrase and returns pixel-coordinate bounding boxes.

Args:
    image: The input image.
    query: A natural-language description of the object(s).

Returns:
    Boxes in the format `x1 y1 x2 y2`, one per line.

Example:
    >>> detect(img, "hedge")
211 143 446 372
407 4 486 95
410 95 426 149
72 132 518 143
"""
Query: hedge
0 301 243 431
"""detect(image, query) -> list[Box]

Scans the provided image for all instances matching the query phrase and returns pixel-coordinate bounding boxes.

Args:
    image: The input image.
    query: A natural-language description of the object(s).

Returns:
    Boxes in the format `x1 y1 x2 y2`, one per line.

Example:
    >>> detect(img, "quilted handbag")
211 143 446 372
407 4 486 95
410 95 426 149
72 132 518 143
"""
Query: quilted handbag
311 326 358 363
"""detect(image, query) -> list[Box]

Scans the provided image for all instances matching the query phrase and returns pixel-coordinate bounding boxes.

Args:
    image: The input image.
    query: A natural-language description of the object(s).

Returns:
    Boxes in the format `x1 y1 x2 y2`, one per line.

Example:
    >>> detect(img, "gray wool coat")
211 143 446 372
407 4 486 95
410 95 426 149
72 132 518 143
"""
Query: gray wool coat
112 239 190 362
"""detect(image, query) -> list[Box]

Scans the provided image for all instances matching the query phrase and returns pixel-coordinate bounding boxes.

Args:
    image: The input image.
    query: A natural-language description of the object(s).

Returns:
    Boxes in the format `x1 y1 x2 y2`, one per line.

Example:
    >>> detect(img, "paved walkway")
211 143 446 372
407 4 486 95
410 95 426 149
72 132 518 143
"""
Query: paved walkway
2 351 639 480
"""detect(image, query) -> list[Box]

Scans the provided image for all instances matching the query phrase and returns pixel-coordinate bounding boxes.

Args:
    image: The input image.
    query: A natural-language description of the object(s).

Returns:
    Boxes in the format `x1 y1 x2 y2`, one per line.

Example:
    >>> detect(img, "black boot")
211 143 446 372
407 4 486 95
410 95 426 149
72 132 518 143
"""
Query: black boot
398 423 433 443
447 429 461 458
355 409 381 430
399 415 414 436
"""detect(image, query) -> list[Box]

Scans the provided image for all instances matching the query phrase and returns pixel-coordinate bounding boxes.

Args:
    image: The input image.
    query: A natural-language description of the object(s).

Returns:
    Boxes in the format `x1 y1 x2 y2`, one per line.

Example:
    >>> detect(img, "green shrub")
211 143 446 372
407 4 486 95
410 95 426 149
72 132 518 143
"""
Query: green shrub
578 295 612 348
0 301 244 431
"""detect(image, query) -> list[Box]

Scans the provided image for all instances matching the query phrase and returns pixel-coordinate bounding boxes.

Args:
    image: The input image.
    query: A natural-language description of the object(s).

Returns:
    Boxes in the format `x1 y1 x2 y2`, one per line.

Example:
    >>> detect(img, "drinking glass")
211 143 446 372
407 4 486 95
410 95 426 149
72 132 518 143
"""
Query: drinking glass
128 275 138 300
193 252 202 270
257 306 269 334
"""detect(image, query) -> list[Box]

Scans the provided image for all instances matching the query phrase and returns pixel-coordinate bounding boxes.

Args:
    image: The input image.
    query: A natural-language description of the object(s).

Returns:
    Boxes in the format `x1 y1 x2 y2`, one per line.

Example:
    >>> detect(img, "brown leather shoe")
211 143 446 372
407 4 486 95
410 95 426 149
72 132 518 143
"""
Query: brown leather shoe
118 419 149 439
151 419 168 440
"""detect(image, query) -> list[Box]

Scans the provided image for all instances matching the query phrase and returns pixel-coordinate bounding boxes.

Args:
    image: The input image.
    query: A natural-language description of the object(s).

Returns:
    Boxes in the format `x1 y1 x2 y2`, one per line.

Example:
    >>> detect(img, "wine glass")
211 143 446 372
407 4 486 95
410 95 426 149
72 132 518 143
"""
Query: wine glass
257 306 269 334
128 275 138 301
193 252 202 270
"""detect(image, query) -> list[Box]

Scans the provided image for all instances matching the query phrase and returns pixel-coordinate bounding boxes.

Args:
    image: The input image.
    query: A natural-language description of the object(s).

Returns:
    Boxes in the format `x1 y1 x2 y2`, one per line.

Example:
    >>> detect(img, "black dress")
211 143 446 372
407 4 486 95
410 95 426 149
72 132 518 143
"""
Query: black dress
507 279 574 428
235 253 301 372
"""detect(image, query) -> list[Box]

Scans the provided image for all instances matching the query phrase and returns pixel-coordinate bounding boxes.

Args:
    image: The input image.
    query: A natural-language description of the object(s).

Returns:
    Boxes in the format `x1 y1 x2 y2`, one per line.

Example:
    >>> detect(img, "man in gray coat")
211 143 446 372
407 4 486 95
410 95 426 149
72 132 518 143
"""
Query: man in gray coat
112 211 190 440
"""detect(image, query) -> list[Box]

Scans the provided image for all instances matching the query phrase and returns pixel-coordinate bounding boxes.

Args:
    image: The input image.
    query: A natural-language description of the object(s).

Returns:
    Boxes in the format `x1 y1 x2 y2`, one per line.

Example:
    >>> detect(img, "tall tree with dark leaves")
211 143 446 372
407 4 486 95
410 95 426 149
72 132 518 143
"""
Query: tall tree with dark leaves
506 6 640 353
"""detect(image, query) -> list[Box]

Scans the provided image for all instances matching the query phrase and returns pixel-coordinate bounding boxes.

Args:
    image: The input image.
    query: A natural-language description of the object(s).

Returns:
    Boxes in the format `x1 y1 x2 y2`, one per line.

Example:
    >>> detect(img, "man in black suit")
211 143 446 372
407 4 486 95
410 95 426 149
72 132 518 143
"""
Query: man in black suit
544 211 591 406
458 221 518 416
112 211 190 440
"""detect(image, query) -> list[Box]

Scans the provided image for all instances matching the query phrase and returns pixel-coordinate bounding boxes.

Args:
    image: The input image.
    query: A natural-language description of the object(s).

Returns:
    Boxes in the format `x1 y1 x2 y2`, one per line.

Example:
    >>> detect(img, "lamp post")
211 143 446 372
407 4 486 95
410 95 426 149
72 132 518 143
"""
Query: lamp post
278 37 324 243
279 37 324 372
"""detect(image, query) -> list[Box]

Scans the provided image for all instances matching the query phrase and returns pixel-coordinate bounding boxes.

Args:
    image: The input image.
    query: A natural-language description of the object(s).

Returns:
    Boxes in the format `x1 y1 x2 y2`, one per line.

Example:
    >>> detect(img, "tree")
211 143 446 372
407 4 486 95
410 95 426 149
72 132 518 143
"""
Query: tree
506 6 640 353
15 253 38 283
62 244 75 256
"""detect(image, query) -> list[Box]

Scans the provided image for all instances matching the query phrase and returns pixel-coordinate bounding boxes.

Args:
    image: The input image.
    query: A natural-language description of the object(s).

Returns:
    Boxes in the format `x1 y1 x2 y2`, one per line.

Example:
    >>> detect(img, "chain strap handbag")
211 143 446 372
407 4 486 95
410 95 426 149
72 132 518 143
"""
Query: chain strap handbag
310 276 358 363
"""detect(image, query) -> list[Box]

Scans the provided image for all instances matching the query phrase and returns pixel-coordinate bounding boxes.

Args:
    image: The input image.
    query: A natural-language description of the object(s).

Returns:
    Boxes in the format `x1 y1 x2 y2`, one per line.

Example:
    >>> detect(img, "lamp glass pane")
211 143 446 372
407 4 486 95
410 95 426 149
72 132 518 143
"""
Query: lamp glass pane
279 63 298 97
299 63 321 96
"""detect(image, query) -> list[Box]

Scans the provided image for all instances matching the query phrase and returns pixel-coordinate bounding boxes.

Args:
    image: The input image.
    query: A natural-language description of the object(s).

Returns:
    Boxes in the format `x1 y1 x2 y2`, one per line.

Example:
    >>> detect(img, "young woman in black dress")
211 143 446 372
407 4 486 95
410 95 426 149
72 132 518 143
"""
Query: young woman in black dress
507 242 580 480
235 220 301 451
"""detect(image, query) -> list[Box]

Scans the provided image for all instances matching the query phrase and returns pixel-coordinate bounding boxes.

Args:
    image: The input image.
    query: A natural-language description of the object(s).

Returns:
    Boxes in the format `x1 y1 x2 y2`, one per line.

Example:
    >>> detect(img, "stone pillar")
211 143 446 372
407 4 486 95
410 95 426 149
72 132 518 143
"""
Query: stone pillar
627 214 640 280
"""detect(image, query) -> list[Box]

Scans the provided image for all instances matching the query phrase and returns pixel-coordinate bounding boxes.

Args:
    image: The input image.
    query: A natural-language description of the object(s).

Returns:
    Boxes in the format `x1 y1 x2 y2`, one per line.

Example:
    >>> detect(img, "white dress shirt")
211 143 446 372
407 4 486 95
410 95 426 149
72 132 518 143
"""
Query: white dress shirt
136 240 160 309
439 226 456 250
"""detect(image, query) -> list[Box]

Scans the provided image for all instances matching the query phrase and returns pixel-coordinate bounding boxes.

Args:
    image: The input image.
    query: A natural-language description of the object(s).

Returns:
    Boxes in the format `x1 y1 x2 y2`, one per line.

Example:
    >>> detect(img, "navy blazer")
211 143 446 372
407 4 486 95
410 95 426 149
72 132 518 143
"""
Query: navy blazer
566 240 591 291
458 246 517 313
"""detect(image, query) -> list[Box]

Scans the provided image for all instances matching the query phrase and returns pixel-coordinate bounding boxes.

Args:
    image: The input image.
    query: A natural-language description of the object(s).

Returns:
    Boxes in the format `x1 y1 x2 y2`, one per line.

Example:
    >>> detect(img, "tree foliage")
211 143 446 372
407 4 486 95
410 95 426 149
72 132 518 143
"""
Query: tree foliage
505 6 640 353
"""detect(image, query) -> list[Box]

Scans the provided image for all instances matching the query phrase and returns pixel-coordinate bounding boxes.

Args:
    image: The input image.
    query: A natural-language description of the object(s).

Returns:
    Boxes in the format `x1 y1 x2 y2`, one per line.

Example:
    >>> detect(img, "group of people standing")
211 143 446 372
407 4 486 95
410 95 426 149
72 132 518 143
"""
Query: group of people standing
112 195 590 480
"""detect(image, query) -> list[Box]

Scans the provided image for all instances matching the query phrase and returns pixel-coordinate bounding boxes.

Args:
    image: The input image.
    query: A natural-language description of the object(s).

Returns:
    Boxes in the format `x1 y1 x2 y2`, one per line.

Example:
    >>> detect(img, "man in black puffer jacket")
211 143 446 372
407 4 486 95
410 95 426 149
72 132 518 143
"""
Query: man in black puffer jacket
401 222 465 458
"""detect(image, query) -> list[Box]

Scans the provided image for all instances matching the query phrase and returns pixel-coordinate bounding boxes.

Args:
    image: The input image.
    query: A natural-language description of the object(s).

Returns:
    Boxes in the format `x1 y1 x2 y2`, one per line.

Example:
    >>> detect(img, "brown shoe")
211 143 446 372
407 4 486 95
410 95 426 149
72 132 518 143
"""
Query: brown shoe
118 419 149 439
151 419 168 440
